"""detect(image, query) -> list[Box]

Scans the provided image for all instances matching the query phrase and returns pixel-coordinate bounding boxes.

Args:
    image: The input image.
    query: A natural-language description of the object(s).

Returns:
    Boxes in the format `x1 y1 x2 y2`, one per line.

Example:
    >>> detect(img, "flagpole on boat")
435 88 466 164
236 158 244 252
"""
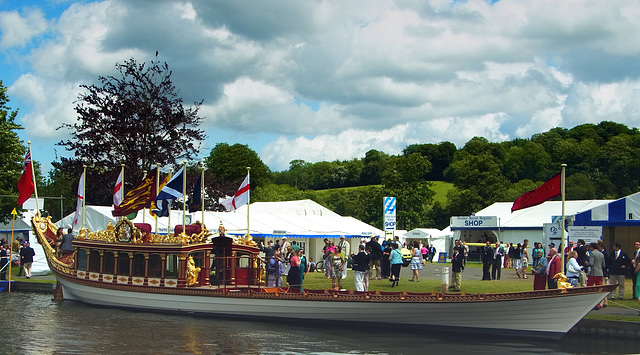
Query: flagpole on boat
182 161 187 232
120 163 125 221
155 166 160 235
142 170 147 224
246 166 250 239
27 141 40 216
81 165 87 231
560 163 567 269
201 162 205 224
168 168 173 235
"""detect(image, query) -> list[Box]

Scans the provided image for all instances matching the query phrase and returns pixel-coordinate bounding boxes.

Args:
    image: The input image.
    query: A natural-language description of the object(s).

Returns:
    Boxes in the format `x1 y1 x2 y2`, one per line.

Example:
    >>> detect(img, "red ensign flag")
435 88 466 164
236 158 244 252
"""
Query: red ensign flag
17 151 35 205
511 173 561 212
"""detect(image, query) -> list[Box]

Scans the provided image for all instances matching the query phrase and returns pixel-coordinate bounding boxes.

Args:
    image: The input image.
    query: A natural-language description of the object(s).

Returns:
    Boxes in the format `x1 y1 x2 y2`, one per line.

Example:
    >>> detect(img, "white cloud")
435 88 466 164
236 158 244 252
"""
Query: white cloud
4 0 640 173
0 8 48 49
9 73 78 138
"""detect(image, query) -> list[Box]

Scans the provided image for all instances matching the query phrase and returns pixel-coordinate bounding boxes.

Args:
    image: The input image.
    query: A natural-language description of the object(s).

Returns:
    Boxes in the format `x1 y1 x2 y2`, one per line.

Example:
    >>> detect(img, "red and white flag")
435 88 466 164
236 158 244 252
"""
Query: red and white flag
72 171 85 228
113 170 123 207
17 151 35 205
220 173 250 211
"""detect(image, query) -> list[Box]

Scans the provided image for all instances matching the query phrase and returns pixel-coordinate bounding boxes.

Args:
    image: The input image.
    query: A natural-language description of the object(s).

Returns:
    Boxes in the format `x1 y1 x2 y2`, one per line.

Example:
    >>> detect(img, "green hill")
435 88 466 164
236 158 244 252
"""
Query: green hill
313 181 455 205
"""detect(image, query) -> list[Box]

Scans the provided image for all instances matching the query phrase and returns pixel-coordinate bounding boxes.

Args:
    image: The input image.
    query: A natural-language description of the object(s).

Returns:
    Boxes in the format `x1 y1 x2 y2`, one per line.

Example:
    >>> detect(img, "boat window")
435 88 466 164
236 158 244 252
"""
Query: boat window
191 252 204 268
88 250 101 273
77 249 88 271
237 252 250 268
132 253 145 277
103 252 115 274
118 253 130 276
166 254 178 278
148 254 162 278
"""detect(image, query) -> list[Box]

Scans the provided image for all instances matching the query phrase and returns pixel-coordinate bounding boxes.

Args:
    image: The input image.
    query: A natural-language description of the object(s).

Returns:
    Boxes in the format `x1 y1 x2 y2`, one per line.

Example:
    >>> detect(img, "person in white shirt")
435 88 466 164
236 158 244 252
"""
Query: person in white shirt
337 236 350 279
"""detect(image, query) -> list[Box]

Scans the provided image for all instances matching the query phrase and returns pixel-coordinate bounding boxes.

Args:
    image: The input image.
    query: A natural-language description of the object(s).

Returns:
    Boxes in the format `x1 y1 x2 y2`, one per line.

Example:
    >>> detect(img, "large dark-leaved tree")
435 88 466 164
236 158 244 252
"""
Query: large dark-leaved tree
55 54 206 206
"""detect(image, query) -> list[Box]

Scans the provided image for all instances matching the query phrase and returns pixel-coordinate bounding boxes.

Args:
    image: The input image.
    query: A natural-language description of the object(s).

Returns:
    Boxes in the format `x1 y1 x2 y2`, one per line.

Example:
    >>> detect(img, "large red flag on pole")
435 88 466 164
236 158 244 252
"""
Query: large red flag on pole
511 173 561 212
17 151 34 205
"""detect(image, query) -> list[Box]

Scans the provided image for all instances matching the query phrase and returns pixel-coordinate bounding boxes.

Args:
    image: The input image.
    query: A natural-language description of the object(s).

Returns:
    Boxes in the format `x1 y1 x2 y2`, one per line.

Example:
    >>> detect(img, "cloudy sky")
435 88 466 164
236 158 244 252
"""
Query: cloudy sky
2 0 640 174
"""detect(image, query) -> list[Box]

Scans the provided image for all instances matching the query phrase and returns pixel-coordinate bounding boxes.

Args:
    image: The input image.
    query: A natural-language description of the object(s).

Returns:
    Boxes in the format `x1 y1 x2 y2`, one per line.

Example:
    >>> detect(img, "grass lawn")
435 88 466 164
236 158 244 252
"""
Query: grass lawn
298 268 532 294
430 181 455 205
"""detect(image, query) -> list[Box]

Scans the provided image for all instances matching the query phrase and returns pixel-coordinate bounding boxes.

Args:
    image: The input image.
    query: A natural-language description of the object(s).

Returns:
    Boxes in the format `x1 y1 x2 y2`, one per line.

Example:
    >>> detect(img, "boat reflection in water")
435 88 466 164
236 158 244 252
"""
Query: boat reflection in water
3 292 639 355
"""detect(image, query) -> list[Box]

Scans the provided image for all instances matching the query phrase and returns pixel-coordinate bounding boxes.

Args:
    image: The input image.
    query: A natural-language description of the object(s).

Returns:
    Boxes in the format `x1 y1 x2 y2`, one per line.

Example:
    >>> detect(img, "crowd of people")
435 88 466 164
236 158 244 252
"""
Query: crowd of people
482 238 640 313
259 237 311 292
0 237 36 280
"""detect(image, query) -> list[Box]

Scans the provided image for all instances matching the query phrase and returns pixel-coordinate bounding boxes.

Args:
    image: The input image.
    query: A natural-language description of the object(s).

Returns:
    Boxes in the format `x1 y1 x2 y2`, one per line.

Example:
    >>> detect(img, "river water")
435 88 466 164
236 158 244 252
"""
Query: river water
0 292 637 354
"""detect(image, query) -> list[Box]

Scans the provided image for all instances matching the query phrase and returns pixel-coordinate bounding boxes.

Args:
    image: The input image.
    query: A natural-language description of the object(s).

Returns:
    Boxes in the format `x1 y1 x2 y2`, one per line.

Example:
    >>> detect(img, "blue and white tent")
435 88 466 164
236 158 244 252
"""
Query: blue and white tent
573 192 640 226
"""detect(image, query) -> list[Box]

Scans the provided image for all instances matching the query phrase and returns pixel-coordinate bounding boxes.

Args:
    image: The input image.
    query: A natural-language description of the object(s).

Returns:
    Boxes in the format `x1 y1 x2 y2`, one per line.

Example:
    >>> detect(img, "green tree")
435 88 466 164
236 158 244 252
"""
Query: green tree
383 153 435 229
403 141 456 181
503 141 553 182
0 80 26 222
598 135 640 196
361 149 390 185
204 143 271 198
566 173 596 200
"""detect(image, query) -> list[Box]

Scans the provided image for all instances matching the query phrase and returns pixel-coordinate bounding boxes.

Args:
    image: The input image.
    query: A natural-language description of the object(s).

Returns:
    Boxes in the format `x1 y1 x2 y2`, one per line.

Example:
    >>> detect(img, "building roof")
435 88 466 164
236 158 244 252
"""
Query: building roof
57 200 382 239
468 200 613 230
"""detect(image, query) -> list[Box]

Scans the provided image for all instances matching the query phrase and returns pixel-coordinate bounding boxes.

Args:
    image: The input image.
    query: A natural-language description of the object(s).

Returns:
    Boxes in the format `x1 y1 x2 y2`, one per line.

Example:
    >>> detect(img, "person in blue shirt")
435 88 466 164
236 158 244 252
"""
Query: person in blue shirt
389 243 403 288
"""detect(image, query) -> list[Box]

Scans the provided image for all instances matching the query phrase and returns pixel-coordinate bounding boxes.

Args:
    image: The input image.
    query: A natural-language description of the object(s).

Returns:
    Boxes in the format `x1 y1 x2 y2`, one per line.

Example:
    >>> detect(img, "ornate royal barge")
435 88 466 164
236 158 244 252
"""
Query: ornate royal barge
32 215 614 339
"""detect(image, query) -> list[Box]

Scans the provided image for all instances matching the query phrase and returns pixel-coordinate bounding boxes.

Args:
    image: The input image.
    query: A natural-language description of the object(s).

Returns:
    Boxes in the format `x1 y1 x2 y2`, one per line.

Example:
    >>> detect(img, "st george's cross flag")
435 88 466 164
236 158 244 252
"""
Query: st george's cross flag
72 171 85 227
220 173 249 211
113 170 123 207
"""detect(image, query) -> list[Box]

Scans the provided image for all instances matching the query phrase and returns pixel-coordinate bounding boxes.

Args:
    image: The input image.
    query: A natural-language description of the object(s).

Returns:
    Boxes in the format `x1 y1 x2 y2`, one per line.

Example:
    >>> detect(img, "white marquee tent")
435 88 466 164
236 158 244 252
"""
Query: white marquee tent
0 209 52 276
57 200 383 262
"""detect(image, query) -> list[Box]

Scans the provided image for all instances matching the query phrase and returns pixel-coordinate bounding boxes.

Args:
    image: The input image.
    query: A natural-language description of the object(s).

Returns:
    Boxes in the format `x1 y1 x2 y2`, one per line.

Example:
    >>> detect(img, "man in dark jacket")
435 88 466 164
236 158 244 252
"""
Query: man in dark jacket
576 239 588 269
429 244 436 263
608 242 632 300
482 241 493 280
366 236 382 280
351 244 371 291
492 241 505 280
20 241 36 279
450 246 464 292
0 244 8 280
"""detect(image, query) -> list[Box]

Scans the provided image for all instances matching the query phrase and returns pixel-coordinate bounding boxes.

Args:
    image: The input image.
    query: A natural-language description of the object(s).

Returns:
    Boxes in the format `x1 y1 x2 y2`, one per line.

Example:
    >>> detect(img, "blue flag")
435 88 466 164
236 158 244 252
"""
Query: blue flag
188 174 202 213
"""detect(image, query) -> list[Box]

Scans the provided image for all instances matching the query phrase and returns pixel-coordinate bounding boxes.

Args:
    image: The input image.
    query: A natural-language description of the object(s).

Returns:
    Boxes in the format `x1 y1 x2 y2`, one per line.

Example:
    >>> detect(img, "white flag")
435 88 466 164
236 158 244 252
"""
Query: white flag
113 170 123 207
220 173 250 211
72 171 85 228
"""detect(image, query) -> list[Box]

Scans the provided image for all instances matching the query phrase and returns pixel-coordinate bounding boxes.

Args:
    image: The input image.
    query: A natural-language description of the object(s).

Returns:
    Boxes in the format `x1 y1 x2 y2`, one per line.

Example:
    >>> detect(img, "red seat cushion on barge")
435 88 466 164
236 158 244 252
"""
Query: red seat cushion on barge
174 224 201 236
134 223 152 242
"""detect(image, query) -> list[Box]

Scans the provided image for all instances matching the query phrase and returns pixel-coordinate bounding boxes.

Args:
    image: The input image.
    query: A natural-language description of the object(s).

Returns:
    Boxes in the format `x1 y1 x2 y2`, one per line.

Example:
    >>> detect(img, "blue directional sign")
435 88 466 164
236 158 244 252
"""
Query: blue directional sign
384 197 396 231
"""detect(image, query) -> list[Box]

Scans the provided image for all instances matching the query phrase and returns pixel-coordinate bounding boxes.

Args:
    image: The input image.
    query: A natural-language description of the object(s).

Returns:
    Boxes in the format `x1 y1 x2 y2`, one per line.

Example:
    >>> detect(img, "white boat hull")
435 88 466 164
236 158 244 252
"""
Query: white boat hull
57 276 609 338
